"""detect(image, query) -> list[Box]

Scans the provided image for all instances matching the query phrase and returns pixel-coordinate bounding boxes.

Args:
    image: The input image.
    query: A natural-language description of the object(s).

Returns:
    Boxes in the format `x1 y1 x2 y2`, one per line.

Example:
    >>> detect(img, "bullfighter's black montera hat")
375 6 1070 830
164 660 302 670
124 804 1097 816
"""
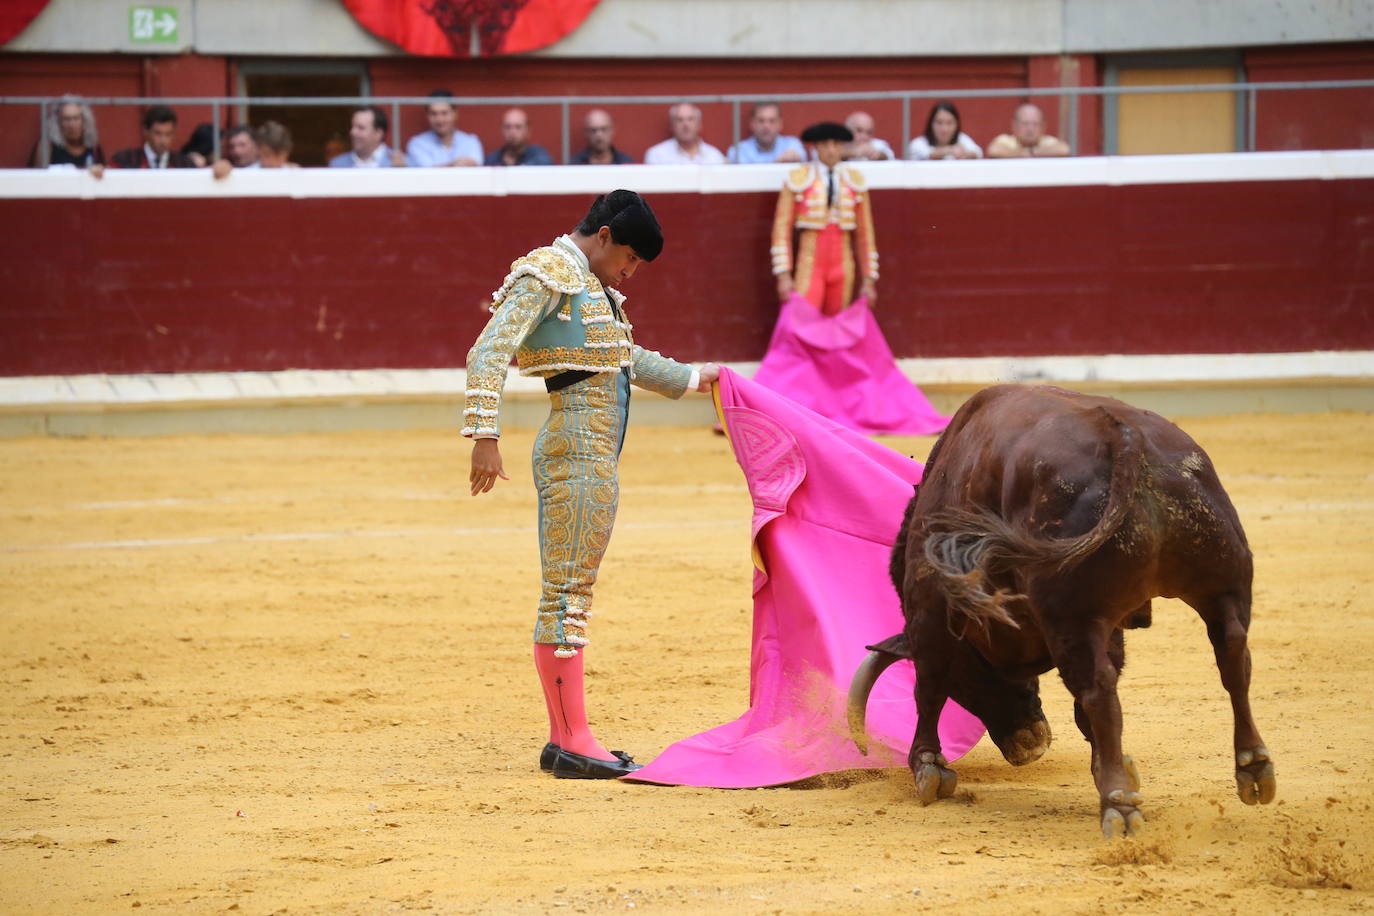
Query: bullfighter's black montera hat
801 121 854 143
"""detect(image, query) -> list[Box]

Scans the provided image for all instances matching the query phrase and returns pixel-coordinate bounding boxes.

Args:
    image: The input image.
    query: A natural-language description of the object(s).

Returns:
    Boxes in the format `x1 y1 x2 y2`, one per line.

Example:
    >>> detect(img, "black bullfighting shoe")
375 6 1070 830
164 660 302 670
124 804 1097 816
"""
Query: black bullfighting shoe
540 744 634 773
551 748 643 779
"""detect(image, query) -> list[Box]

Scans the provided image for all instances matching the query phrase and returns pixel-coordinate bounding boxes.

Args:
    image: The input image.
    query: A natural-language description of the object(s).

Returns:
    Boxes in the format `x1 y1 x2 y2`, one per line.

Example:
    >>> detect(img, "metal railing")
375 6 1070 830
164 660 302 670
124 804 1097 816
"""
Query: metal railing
6 79 1372 164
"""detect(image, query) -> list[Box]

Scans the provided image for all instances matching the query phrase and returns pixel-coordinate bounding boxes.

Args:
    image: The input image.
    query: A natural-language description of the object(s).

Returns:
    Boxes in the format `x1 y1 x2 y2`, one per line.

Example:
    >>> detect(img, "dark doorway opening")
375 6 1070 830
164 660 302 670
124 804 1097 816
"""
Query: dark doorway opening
242 70 365 166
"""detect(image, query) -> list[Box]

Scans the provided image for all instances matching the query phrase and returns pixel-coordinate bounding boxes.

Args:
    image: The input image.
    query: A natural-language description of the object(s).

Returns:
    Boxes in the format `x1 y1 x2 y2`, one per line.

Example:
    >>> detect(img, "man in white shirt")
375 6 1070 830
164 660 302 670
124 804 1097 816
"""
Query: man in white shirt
843 111 896 161
406 89 483 167
329 106 407 168
644 103 725 165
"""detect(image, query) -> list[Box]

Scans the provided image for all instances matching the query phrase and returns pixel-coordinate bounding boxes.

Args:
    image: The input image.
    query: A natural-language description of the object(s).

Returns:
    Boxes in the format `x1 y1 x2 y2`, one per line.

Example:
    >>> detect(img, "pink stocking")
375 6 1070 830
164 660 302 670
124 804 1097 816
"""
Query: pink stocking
533 644 612 760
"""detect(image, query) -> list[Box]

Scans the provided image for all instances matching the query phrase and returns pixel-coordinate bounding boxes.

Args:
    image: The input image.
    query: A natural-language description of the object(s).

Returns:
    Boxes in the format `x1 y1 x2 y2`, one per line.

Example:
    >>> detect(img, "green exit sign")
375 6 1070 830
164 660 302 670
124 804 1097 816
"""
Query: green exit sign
129 6 179 43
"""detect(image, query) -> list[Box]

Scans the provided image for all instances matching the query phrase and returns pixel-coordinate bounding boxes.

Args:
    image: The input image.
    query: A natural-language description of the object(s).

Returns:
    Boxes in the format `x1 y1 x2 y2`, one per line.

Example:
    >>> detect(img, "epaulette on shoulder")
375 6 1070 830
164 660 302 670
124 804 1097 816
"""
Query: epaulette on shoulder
784 163 814 193
490 245 586 307
839 163 867 191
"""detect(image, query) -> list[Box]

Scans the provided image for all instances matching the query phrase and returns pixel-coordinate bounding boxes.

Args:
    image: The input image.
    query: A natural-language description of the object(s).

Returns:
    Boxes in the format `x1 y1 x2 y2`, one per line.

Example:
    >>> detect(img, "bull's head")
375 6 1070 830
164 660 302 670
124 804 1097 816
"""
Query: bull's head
848 633 1051 767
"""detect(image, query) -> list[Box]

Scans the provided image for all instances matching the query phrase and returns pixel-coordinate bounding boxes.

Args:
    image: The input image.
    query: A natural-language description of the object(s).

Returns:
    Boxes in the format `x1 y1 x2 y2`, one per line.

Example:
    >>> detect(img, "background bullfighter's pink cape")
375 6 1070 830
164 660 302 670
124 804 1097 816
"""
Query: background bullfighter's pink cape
626 369 984 788
752 293 949 436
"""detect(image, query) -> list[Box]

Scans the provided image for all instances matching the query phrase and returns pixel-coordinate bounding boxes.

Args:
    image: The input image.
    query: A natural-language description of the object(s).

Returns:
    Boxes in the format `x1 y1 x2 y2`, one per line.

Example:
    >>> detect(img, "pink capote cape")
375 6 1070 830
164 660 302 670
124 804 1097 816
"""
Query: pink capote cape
625 369 984 788
751 293 949 436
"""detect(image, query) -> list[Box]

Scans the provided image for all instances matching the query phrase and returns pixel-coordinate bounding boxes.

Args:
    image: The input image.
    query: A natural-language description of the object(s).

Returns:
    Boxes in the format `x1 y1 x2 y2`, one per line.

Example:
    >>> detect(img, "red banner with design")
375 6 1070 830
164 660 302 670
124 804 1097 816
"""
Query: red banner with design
0 0 52 45
341 0 601 57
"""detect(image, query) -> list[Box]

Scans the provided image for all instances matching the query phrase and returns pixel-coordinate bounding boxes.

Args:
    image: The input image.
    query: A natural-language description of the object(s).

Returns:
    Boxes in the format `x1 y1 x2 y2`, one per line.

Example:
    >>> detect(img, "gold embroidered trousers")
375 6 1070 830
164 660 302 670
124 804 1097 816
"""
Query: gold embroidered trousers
531 371 630 656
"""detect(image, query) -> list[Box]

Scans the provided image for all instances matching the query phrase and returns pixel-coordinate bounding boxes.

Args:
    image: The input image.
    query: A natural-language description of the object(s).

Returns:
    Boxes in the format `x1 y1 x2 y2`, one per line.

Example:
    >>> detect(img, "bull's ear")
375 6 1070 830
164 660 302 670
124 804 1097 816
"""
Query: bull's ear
865 633 914 660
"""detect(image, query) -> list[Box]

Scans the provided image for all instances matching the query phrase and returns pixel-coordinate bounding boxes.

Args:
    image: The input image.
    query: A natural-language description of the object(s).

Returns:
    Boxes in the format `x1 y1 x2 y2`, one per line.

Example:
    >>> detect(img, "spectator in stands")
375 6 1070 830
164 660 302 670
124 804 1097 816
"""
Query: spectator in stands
224 125 260 168
407 89 482 167
570 109 634 164
728 102 803 164
908 101 982 160
110 106 193 169
843 111 895 161
484 108 553 166
330 106 407 168
179 123 216 168
644 103 725 165
255 121 297 168
30 94 105 172
209 125 261 179
986 102 1069 158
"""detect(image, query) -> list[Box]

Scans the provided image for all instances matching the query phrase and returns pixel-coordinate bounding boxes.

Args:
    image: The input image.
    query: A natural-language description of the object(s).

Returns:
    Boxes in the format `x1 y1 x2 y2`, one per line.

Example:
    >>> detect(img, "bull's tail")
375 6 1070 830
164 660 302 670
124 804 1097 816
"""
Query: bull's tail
921 408 1143 636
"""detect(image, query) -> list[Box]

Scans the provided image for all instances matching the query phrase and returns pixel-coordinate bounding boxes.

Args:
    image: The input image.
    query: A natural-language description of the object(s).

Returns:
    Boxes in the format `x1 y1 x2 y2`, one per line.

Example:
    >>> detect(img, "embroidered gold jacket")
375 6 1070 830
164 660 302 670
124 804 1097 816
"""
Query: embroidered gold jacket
770 161 879 282
461 237 694 438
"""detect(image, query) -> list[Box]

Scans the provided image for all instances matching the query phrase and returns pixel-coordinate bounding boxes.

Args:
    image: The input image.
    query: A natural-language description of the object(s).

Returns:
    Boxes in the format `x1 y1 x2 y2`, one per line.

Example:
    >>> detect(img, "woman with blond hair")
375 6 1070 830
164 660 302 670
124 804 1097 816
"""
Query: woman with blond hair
30 94 105 172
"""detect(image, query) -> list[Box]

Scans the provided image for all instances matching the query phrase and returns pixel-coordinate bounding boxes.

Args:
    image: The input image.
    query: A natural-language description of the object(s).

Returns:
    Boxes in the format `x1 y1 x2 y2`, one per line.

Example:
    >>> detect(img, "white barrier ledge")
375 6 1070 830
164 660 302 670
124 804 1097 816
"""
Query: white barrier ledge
2 351 1369 408
1 150 1371 200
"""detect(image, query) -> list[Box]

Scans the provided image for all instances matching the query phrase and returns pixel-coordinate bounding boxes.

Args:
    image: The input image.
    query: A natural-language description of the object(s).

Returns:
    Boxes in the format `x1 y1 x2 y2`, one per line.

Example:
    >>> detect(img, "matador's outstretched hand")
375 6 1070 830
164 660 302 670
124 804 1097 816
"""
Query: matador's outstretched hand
696 363 721 392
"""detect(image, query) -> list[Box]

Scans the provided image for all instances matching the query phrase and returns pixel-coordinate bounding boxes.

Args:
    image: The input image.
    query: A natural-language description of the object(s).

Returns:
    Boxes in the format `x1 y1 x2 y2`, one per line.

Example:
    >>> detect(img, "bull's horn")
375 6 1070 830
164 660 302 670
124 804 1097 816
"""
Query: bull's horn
847 650 900 755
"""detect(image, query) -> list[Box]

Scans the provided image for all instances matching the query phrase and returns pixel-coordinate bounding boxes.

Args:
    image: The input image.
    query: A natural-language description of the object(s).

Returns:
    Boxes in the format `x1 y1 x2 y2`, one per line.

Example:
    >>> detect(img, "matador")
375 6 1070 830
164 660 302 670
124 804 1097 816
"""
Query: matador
462 191 719 779
771 121 879 315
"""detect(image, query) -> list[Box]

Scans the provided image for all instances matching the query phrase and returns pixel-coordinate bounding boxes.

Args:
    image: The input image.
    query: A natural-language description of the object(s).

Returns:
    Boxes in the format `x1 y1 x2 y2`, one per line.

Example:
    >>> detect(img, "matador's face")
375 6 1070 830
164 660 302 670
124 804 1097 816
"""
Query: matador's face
588 228 644 288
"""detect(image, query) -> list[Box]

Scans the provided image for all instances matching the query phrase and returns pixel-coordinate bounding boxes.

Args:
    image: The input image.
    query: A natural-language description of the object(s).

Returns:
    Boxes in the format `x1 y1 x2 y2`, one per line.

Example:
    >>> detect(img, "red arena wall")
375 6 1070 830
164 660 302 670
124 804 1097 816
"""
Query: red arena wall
0 157 1370 377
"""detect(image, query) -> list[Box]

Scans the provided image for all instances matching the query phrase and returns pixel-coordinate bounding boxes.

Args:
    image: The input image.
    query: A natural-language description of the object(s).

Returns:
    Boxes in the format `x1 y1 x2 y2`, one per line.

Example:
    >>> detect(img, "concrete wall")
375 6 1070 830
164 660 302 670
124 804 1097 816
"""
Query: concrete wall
4 0 1372 58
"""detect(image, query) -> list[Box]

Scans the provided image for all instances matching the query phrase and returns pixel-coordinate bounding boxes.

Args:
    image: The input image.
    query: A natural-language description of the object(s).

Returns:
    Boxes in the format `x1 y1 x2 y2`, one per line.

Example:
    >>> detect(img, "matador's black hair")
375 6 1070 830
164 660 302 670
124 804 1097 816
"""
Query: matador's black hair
574 190 664 261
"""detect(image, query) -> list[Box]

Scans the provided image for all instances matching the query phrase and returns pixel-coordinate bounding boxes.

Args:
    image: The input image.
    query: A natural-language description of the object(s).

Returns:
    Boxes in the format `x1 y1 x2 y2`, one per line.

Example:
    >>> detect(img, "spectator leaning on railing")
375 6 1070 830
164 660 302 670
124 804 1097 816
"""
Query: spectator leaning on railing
843 111 895 161
908 101 983 161
223 125 259 168
210 125 260 179
484 108 553 166
570 109 634 165
30 94 105 172
110 105 193 169
644 103 725 165
986 103 1069 158
179 123 216 168
728 102 804 164
407 89 483 167
255 121 297 168
330 105 407 168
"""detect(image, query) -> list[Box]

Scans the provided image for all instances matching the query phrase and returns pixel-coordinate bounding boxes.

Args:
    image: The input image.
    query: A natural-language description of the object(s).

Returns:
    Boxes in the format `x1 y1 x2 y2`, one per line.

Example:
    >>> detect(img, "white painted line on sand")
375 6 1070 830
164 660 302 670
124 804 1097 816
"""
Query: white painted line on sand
0 518 746 554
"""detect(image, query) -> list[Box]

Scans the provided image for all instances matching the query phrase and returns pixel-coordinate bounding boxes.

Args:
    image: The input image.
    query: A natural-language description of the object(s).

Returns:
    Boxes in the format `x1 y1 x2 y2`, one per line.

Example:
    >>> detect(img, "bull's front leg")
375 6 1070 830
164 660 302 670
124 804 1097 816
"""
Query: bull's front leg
1054 623 1145 838
910 663 957 805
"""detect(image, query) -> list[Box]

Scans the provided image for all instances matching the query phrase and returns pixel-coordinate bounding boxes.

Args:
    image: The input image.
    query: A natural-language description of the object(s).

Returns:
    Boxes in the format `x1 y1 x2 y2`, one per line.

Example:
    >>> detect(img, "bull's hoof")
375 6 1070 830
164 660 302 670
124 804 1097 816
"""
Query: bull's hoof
1100 789 1146 839
1000 717 1052 767
913 751 957 805
1236 746 1277 805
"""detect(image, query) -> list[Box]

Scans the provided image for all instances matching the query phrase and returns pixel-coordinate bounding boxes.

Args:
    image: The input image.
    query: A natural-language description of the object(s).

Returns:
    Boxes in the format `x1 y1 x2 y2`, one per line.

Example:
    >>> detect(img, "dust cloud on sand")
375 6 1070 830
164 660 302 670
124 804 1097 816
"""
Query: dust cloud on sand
1 413 1372 913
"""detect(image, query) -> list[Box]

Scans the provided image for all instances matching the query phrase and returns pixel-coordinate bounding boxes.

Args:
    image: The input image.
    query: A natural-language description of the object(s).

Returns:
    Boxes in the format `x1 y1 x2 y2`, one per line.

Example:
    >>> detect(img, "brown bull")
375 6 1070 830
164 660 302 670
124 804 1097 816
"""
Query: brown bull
848 385 1276 837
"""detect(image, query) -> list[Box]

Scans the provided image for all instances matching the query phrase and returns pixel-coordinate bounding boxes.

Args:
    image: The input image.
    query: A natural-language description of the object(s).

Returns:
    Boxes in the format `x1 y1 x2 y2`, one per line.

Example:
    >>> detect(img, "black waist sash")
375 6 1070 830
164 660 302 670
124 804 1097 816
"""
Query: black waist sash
544 370 596 392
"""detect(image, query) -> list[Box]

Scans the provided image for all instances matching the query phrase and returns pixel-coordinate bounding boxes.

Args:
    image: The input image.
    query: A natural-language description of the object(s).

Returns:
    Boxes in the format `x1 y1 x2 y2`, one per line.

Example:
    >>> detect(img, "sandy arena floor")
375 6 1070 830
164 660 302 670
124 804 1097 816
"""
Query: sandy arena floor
1 408 1372 914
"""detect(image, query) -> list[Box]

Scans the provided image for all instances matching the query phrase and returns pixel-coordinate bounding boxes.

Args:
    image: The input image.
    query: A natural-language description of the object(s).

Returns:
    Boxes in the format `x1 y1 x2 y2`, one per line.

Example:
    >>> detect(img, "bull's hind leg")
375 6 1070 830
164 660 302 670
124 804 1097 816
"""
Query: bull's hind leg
1187 591 1276 806
909 658 958 805
1075 628 1141 792
1051 620 1145 838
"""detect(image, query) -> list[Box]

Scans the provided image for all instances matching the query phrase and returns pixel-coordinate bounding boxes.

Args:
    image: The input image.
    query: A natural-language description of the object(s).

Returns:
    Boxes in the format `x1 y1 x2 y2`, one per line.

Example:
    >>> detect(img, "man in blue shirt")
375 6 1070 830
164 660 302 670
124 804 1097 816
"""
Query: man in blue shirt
406 90 483 167
484 108 553 166
728 102 804 164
